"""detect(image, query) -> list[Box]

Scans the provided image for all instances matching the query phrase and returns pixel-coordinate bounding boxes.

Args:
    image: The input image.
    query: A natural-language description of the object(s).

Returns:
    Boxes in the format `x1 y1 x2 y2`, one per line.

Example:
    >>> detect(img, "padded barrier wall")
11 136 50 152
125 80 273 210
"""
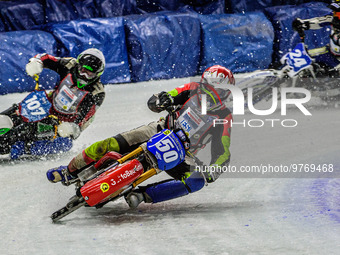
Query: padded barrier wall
135 0 225 15
0 17 4 33
94 0 138 17
45 0 99 23
44 0 225 21
41 17 131 84
0 0 225 32
226 0 331 13
0 1 334 94
125 11 201 82
0 0 45 32
199 12 274 73
0 31 59 95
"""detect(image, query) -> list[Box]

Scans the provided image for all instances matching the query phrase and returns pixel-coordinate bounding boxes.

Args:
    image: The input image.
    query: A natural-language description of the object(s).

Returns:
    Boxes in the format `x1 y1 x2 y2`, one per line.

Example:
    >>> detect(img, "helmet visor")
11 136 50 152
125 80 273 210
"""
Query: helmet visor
189 77 235 111
78 54 102 74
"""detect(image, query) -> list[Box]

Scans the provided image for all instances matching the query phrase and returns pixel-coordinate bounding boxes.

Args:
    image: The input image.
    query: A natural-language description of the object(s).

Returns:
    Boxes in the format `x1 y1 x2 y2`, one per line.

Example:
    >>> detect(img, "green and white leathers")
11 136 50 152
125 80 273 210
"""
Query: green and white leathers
75 48 106 88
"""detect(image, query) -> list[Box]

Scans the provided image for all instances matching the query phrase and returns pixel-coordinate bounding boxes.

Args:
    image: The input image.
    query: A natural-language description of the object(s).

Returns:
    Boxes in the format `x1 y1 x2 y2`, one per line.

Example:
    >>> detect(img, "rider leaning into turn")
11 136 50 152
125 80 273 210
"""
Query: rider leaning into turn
26 48 106 138
0 48 106 156
47 65 234 209
292 2 340 75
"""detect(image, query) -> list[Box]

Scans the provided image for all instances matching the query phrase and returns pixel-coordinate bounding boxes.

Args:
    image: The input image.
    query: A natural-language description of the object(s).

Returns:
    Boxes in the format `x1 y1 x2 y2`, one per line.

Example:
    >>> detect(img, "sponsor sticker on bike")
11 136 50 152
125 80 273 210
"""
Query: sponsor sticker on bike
100 182 110 193
281 43 312 77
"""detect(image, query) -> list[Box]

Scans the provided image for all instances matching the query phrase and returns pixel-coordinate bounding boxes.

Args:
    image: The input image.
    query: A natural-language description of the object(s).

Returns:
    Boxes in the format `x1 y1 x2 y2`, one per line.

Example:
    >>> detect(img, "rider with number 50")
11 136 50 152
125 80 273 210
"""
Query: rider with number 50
0 48 106 158
47 65 234 208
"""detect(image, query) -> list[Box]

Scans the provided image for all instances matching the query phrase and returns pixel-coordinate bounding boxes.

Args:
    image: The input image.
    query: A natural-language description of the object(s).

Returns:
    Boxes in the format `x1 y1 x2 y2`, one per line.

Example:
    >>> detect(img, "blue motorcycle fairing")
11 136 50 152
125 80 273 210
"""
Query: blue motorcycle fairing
147 129 186 171
19 90 51 122
281 43 313 77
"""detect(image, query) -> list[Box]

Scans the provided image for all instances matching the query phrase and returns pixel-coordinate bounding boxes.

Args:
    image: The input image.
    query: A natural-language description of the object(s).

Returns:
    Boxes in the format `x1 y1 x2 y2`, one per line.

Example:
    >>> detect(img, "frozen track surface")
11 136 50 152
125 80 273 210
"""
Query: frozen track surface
0 77 339 255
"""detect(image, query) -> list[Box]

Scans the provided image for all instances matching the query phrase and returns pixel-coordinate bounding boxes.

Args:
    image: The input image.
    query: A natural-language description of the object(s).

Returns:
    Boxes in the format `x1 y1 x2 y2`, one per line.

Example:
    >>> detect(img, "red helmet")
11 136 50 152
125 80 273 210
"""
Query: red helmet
198 65 235 111
201 65 235 86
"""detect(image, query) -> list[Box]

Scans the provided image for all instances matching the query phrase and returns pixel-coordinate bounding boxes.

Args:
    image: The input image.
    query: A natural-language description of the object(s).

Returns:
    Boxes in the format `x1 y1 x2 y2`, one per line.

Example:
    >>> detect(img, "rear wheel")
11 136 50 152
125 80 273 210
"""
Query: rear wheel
51 195 86 223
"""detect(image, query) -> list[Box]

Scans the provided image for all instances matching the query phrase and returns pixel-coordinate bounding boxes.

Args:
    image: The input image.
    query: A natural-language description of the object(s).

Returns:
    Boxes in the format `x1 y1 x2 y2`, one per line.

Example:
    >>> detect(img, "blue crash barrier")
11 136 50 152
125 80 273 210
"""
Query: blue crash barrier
226 0 332 13
43 17 130 84
0 31 59 95
0 0 45 31
94 0 138 17
264 2 332 65
1 0 225 31
199 12 274 73
45 0 100 24
0 1 334 94
191 0 225 14
125 12 201 82
0 17 5 33
136 0 225 15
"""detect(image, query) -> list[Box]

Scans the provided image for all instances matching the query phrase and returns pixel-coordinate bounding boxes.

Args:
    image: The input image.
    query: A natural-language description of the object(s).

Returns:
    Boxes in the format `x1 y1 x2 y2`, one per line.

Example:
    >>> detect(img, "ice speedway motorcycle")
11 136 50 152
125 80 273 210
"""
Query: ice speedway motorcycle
0 75 72 160
50 106 192 222
233 31 340 107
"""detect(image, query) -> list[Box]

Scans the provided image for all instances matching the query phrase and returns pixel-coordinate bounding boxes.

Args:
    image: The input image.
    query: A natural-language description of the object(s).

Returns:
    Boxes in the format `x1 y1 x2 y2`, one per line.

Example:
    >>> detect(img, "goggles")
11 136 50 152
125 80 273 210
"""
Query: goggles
78 65 97 80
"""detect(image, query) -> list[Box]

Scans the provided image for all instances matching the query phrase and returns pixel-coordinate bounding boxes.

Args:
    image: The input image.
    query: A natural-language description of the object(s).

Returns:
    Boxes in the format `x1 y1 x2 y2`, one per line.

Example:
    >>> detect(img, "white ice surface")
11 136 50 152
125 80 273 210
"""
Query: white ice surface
0 76 340 255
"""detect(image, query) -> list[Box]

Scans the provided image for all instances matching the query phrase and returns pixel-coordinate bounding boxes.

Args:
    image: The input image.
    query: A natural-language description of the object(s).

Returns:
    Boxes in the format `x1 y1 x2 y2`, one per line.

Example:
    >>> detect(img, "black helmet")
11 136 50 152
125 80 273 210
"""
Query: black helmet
75 48 105 88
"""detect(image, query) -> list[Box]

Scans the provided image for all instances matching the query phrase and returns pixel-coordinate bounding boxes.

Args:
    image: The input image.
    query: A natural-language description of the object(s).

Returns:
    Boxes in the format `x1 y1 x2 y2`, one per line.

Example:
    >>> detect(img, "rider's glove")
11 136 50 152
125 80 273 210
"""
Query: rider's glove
156 91 174 111
26 57 43 77
58 122 81 139
292 18 309 33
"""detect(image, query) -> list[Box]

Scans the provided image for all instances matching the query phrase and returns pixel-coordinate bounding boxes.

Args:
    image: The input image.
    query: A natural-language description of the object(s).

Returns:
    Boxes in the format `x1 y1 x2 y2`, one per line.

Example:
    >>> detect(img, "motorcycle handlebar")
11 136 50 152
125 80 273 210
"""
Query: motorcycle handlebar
34 74 40 90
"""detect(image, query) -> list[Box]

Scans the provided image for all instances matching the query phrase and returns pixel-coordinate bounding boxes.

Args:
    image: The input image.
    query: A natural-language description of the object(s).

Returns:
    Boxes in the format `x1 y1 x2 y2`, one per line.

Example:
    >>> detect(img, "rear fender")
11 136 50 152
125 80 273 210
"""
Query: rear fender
0 115 13 132
94 151 122 170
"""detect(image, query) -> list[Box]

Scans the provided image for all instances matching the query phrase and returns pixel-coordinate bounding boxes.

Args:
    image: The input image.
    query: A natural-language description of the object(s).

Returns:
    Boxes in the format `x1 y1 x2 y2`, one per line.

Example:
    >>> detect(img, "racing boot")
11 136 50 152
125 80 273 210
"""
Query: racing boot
125 189 152 209
46 165 76 183
10 141 25 159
